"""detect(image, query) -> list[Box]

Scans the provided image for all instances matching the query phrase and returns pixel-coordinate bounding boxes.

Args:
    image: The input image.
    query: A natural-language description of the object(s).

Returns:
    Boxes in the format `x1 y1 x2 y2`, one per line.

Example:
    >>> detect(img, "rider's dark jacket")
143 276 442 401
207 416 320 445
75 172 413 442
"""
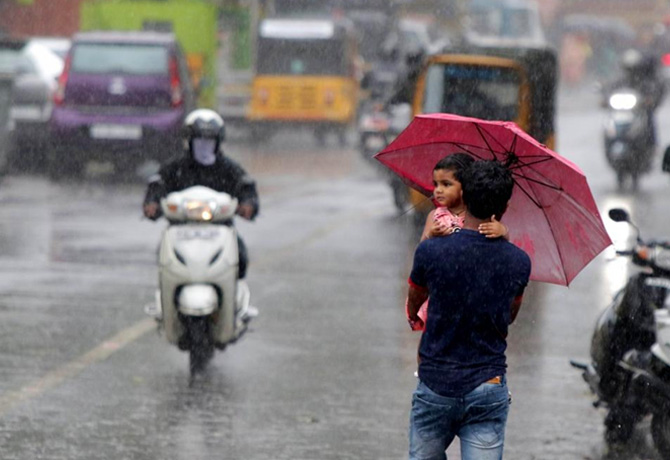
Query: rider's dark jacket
143 153 259 220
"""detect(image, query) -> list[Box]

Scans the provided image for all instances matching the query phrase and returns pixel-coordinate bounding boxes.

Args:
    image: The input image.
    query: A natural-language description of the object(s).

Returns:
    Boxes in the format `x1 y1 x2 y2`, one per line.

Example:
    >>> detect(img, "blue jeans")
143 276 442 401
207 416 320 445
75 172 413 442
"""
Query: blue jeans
409 377 509 460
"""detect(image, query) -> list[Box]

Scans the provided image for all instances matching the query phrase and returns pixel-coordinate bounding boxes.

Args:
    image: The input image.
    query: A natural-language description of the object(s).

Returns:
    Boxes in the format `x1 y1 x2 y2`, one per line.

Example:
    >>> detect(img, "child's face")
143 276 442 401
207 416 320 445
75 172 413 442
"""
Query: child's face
432 168 463 208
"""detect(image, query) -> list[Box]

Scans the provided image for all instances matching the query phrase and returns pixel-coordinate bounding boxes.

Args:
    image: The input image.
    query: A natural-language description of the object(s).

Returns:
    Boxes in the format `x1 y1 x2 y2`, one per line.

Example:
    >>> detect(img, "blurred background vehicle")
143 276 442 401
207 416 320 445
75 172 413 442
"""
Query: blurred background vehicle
48 31 196 179
247 17 359 146
398 18 451 56
0 36 27 176
465 0 546 46
7 37 70 173
557 14 635 84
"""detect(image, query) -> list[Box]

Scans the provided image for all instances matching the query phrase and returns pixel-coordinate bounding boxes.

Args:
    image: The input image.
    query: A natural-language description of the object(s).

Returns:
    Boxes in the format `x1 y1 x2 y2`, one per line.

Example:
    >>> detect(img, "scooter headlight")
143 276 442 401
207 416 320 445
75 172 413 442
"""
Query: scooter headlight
609 93 638 110
184 200 218 221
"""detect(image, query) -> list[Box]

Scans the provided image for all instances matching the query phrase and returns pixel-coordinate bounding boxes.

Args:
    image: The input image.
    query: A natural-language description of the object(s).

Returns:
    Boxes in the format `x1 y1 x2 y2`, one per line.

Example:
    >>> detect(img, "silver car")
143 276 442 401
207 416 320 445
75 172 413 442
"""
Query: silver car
7 37 70 172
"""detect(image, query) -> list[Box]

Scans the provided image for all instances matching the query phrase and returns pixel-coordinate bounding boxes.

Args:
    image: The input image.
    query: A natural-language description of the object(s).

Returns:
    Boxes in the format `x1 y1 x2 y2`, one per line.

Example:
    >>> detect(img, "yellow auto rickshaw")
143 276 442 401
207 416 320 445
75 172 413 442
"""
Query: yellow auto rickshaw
247 17 360 144
406 43 558 215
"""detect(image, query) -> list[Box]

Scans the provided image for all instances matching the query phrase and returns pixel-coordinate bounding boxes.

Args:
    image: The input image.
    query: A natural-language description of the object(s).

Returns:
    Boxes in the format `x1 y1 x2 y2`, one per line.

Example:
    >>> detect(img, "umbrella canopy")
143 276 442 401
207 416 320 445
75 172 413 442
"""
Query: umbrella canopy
374 113 612 286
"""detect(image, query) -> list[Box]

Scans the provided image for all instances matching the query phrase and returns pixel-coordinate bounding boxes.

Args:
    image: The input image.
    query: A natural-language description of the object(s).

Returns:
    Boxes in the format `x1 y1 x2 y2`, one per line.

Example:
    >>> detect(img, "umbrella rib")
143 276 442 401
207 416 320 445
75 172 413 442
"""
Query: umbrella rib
512 177 543 208
474 123 507 158
509 134 518 156
449 142 493 160
511 171 563 191
396 193 434 218
509 157 554 168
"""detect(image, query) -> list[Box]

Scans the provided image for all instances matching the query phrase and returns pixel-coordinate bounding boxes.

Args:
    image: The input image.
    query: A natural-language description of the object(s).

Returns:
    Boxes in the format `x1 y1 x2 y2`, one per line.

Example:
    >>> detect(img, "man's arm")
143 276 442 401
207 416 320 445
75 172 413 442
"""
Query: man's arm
236 177 259 220
407 279 429 328
142 174 167 220
223 157 260 220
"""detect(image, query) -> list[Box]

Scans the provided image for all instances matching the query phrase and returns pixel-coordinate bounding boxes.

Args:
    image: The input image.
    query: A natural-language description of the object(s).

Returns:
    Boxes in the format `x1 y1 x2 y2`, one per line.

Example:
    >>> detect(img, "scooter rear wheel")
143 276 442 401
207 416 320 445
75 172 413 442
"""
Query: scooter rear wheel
652 412 670 458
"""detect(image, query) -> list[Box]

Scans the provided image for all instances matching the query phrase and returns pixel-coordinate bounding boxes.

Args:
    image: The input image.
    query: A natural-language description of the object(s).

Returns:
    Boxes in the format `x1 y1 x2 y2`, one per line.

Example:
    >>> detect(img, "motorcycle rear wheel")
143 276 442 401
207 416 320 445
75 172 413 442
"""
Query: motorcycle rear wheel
652 412 670 458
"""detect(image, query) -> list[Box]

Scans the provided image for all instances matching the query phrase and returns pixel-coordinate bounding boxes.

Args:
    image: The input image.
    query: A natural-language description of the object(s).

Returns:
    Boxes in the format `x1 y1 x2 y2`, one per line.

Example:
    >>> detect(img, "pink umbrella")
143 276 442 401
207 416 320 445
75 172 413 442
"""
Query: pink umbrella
374 113 612 286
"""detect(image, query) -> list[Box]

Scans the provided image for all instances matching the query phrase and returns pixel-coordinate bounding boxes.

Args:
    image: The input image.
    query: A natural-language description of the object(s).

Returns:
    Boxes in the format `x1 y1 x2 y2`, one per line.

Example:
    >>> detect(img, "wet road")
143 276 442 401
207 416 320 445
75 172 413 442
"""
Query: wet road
0 87 669 459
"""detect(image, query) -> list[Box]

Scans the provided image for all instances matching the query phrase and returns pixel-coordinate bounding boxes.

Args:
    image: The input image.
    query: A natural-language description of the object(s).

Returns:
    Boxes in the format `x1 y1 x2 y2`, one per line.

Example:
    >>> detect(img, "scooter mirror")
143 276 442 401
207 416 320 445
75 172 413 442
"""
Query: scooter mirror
608 208 630 223
662 145 670 173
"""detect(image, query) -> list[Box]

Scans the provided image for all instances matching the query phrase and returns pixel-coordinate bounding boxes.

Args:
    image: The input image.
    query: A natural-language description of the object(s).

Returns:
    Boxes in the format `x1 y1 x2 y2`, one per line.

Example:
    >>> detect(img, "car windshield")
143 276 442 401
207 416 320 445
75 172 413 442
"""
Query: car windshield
71 43 168 75
422 63 521 121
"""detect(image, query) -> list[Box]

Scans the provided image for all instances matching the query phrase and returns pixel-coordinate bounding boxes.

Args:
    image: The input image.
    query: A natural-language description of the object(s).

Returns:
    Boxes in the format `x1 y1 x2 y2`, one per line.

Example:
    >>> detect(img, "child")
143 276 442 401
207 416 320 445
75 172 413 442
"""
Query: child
406 153 509 332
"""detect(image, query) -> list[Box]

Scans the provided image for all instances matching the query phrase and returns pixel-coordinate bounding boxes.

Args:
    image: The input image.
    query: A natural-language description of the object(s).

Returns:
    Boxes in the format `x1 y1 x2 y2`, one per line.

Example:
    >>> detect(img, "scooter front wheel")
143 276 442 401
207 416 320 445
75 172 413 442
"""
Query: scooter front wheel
652 412 670 458
187 318 215 376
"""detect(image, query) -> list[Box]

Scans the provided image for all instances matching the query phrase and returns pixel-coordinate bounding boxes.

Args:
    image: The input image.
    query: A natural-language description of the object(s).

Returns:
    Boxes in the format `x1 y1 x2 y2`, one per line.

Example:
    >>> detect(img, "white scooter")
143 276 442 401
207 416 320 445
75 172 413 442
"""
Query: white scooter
145 186 255 374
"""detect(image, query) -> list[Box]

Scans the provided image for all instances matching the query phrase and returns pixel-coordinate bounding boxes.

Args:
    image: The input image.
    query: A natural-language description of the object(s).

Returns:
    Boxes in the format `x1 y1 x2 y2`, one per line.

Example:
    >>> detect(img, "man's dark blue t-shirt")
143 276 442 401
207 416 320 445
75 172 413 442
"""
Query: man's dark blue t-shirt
409 229 531 397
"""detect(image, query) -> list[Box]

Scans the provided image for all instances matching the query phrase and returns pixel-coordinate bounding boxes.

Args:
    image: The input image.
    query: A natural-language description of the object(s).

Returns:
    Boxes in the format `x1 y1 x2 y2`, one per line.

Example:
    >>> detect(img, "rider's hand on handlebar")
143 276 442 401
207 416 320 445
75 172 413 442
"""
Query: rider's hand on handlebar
143 202 160 220
236 203 255 220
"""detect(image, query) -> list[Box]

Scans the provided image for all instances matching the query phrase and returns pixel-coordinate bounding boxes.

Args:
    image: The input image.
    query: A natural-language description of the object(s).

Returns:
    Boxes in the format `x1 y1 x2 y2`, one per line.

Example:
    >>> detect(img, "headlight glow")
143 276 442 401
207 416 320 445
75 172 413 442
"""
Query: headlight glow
185 200 217 221
609 93 638 110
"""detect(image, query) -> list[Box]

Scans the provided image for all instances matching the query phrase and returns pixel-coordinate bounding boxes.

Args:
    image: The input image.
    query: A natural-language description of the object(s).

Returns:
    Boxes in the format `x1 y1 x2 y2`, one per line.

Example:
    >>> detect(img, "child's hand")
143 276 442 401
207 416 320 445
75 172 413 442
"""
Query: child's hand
479 215 508 239
428 219 452 238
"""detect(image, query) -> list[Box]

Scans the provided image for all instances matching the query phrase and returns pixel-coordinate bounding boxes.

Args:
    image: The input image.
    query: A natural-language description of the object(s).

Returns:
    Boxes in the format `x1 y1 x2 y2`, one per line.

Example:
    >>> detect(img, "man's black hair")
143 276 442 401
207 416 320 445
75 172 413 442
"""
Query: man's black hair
461 160 514 220
433 153 475 183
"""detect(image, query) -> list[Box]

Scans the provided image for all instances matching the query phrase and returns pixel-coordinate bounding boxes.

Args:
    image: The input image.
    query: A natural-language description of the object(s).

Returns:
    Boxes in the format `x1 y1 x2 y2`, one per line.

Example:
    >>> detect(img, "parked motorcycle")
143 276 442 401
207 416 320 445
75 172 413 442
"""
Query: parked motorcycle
602 88 656 190
145 186 255 375
571 208 670 455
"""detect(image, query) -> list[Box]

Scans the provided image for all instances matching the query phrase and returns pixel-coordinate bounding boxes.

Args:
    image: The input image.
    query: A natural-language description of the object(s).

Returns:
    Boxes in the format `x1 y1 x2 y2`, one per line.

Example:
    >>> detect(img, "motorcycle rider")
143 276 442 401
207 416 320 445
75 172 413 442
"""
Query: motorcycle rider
606 48 665 145
143 109 259 279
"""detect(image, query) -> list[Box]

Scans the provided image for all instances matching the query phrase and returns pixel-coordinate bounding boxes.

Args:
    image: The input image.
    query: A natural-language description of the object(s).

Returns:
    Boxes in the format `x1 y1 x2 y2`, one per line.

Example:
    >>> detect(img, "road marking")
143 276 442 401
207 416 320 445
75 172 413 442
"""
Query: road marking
0 207 385 415
0 318 156 416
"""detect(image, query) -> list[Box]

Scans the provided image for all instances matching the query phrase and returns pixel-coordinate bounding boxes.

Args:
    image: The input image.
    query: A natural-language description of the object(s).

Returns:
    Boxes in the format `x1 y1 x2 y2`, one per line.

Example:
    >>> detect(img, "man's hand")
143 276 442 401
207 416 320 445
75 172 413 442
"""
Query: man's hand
236 202 255 220
143 202 160 220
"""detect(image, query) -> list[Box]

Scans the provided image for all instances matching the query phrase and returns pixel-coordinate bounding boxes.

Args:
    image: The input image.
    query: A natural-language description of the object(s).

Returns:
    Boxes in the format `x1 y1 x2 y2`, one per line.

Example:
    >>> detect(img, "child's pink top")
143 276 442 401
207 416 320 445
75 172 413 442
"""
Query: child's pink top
434 207 464 230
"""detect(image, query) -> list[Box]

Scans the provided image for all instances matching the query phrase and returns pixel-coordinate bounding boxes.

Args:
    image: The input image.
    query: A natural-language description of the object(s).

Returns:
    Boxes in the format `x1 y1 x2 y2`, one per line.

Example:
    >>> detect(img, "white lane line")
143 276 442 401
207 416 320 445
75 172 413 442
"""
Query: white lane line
0 207 385 415
0 318 156 416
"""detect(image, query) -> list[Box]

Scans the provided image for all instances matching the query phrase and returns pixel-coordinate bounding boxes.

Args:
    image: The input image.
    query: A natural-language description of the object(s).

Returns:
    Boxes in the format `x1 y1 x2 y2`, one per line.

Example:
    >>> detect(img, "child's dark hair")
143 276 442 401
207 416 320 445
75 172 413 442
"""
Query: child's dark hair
433 153 475 183
461 160 514 220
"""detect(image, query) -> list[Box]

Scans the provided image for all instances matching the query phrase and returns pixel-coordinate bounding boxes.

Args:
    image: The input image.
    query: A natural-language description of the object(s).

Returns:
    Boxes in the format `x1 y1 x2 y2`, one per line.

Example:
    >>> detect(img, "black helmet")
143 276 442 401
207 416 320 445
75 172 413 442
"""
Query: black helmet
183 109 226 149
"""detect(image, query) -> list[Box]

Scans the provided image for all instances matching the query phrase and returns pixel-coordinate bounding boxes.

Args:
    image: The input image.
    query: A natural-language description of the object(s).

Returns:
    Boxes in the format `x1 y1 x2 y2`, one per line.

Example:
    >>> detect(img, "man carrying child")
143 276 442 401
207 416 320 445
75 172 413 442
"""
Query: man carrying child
406 159 531 460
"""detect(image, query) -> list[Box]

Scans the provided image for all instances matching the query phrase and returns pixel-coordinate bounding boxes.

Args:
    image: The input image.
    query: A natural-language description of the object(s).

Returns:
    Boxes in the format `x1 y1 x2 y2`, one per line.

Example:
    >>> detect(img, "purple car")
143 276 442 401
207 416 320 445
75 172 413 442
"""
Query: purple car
49 31 195 179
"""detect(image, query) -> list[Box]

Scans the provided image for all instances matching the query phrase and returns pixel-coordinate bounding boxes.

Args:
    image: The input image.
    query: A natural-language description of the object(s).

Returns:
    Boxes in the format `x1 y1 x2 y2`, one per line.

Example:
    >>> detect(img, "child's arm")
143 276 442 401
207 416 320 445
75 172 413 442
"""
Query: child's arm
420 209 447 241
479 215 509 240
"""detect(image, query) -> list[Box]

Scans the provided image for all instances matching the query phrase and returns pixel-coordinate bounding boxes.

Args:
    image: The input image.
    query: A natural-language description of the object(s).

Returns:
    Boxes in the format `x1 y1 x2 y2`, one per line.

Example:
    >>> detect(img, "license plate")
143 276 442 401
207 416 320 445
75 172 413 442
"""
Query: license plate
10 105 43 121
90 124 142 140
